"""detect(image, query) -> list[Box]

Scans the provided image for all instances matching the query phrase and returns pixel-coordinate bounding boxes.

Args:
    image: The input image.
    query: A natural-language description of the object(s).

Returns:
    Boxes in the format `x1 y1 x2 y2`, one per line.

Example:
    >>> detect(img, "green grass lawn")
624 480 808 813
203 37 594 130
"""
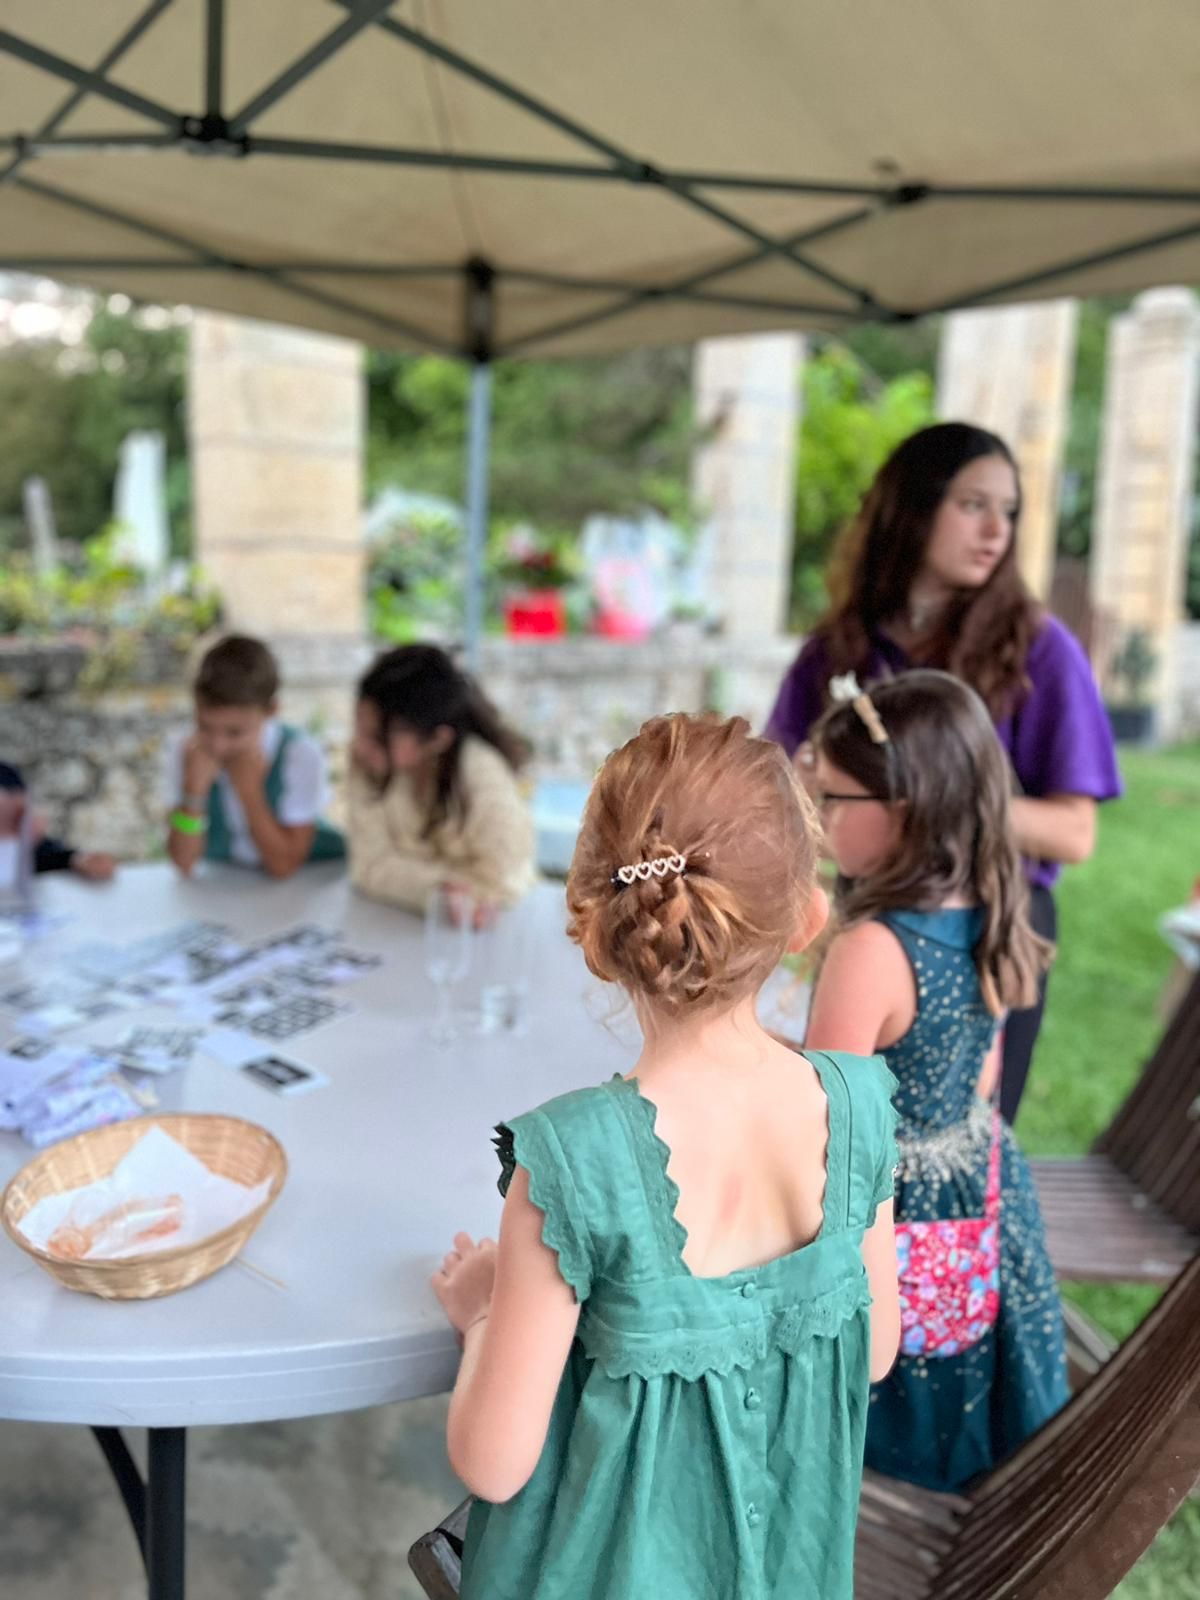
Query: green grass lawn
1015 740 1200 1596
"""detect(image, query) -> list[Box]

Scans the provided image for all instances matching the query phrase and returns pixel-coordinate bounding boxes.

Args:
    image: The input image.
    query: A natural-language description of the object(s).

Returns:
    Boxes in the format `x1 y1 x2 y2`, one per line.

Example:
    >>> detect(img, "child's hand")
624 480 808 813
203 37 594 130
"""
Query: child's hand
443 883 497 931
0 791 23 838
72 852 117 882
0 795 47 843
221 746 268 794
182 736 220 799
431 1230 497 1338
351 742 390 784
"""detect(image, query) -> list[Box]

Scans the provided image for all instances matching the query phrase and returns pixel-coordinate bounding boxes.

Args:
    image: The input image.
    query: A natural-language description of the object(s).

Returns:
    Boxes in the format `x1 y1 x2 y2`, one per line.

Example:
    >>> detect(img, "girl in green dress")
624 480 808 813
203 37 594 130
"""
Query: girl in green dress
805 670 1069 1491
432 712 901 1599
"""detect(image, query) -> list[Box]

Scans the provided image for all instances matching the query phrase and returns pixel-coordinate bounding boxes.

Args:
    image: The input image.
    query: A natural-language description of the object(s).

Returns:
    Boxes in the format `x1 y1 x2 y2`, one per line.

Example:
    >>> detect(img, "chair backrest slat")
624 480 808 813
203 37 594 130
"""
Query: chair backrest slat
1096 974 1200 1232
935 1257 1200 1598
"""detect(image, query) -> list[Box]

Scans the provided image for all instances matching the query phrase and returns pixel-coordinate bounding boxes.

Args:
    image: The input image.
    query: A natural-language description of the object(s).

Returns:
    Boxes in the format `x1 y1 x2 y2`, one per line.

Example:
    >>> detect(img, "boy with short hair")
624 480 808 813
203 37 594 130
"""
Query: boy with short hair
166 634 343 879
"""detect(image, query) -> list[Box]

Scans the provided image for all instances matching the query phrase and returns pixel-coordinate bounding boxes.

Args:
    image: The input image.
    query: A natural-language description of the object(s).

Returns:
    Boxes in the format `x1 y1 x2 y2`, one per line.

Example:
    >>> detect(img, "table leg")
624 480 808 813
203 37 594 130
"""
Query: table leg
91 1425 187 1600
147 1428 186 1600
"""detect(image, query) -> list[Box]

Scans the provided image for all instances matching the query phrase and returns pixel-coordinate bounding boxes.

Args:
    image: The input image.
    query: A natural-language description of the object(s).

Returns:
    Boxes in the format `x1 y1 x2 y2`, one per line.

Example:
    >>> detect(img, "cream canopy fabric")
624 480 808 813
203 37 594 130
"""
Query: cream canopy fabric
1 0 1198 358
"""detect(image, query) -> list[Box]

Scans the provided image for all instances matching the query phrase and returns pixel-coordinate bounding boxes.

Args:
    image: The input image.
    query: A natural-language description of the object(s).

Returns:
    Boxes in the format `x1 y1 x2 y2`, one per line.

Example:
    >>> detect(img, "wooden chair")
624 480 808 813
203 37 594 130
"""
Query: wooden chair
409 1498 469 1600
854 1253 1200 1598
409 1258 1200 1600
1031 970 1200 1282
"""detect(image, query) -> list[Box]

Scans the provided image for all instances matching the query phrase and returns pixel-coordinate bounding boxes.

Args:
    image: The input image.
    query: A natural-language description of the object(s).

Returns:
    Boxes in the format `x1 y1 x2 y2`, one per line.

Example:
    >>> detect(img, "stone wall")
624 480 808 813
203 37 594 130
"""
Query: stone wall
0 634 798 860
937 300 1079 600
1090 289 1200 721
189 314 365 640
1170 621 1200 742
1 688 183 860
478 632 797 777
691 334 805 636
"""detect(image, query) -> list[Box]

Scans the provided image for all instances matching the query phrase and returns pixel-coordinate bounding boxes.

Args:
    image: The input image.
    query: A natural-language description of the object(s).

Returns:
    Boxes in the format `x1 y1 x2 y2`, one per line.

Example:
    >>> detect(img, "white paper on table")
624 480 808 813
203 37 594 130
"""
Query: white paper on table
115 1024 205 1075
67 921 230 983
0 1041 81 1121
17 993 137 1037
17 1125 274 1261
199 1025 268 1068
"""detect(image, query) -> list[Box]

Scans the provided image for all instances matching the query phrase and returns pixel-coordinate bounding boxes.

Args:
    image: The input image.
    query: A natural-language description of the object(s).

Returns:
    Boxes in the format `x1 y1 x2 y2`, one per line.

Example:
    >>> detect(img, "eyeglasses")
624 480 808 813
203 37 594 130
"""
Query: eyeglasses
815 791 887 811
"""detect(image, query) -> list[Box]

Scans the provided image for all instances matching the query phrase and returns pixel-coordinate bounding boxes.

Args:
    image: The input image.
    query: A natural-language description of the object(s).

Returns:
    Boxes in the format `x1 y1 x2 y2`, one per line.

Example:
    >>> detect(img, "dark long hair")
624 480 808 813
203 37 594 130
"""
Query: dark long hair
357 645 529 834
818 422 1042 718
812 670 1052 1015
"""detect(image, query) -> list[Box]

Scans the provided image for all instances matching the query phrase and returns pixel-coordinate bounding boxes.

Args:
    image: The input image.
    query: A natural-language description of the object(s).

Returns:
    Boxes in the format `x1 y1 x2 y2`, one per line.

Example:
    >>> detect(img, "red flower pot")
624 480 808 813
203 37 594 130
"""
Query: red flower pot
504 589 566 638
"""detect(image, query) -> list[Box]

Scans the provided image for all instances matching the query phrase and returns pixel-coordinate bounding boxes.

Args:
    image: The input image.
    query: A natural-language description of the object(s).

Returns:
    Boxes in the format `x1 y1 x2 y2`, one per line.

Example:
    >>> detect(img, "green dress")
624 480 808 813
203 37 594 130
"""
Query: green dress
460 1051 898 1600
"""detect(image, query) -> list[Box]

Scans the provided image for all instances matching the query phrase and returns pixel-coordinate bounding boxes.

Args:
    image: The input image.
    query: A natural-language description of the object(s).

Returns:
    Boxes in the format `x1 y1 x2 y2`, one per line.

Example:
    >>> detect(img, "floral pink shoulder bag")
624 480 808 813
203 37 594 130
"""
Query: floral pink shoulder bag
894 1107 1002 1359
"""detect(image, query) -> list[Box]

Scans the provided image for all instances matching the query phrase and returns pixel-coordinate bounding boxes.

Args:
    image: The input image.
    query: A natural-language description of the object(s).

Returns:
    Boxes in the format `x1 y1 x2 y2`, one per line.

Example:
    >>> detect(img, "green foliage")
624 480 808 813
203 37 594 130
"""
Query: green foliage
789 345 936 628
365 509 589 640
0 303 188 559
366 508 466 642
840 318 942 384
0 527 220 688
1056 296 1131 561
1108 626 1159 706
366 346 695 537
492 527 580 591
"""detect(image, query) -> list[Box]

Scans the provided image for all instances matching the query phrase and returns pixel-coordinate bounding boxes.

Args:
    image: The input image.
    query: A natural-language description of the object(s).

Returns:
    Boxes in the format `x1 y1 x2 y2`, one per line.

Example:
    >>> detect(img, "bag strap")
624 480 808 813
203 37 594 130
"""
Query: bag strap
984 1105 1003 1222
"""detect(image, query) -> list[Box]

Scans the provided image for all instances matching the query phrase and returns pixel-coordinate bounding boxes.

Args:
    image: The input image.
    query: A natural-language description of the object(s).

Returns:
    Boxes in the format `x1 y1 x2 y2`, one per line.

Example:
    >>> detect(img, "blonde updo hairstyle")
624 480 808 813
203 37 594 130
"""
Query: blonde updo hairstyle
567 714 821 1017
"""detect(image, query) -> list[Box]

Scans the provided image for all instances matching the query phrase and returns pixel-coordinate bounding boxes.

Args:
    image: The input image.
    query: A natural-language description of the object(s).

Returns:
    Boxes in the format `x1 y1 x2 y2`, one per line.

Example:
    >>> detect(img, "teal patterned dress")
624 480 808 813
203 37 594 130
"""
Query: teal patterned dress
866 909 1070 1491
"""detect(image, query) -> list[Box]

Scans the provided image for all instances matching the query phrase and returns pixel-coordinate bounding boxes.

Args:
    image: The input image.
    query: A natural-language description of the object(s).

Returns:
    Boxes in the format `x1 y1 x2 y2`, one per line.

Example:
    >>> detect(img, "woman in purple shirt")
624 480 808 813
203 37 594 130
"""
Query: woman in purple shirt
767 422 1121 1122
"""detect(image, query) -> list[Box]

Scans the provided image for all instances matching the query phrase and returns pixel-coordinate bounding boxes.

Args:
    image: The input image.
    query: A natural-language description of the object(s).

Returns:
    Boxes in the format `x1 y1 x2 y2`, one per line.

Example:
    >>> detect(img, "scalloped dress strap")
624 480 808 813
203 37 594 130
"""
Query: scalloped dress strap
799 1049 852 1234
604 1077 694 1279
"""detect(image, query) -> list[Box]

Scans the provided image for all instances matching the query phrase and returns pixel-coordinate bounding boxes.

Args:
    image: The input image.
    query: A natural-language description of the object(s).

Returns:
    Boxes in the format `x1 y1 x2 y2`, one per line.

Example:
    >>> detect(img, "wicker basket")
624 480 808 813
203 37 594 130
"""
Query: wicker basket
1 1113 287 1300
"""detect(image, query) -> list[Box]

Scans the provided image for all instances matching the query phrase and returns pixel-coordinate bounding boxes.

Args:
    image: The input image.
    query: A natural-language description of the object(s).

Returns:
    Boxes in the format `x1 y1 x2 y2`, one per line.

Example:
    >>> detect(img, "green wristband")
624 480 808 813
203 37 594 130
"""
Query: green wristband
170 809 208 836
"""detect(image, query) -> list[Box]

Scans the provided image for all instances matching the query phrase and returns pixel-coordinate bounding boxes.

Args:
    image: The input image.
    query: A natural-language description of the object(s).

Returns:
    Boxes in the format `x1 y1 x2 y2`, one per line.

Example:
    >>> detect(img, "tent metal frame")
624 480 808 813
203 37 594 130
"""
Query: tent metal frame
2 0 1199 665
2 0 1198 347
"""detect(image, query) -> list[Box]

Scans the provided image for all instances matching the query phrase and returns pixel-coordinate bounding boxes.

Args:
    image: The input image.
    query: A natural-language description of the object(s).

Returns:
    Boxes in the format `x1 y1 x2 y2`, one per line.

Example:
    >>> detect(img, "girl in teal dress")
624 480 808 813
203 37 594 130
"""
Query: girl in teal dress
805 669 1070 1491
431 713 901 1599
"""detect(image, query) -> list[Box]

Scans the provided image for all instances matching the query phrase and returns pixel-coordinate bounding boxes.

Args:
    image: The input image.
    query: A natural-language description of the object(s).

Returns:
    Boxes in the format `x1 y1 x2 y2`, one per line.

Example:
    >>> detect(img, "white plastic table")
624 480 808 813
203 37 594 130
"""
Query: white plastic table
0 864 631 1598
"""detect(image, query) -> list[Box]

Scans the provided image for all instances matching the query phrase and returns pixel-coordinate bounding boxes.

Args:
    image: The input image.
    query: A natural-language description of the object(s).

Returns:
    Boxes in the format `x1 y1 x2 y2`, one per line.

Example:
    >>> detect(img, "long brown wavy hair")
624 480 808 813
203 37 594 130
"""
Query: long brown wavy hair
567 714 821 1017
812 671 1052 1015
357 645 529 836
818 422 1042 719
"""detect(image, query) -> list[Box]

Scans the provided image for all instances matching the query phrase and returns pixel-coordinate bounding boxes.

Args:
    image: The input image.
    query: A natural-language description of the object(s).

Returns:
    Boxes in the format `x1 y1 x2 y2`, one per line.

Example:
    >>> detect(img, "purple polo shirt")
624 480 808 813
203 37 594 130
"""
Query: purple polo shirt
765 615 1122 889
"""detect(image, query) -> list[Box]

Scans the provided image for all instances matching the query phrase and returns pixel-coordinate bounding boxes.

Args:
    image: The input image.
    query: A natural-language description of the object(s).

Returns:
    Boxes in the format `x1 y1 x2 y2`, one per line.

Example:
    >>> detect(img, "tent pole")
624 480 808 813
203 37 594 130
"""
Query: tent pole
463 358 492 671
463 258 496 671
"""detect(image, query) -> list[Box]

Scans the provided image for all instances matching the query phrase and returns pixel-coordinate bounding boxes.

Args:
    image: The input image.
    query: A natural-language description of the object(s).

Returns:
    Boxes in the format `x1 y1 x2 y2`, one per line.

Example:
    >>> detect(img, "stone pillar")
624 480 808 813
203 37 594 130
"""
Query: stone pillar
937 300 1078 599
1090 288 1200 732
189 312 365 640
691 333 804 637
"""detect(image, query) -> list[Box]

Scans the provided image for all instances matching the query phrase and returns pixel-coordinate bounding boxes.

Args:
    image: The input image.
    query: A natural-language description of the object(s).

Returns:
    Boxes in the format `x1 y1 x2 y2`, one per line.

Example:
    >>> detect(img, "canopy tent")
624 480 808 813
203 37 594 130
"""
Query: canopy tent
2 0 1198 655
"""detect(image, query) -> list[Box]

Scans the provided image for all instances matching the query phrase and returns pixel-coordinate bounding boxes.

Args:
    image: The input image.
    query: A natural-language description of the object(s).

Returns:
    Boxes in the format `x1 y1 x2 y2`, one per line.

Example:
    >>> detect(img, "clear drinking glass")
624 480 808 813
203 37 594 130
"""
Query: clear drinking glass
475 903 531 1036
424 883 473 1045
